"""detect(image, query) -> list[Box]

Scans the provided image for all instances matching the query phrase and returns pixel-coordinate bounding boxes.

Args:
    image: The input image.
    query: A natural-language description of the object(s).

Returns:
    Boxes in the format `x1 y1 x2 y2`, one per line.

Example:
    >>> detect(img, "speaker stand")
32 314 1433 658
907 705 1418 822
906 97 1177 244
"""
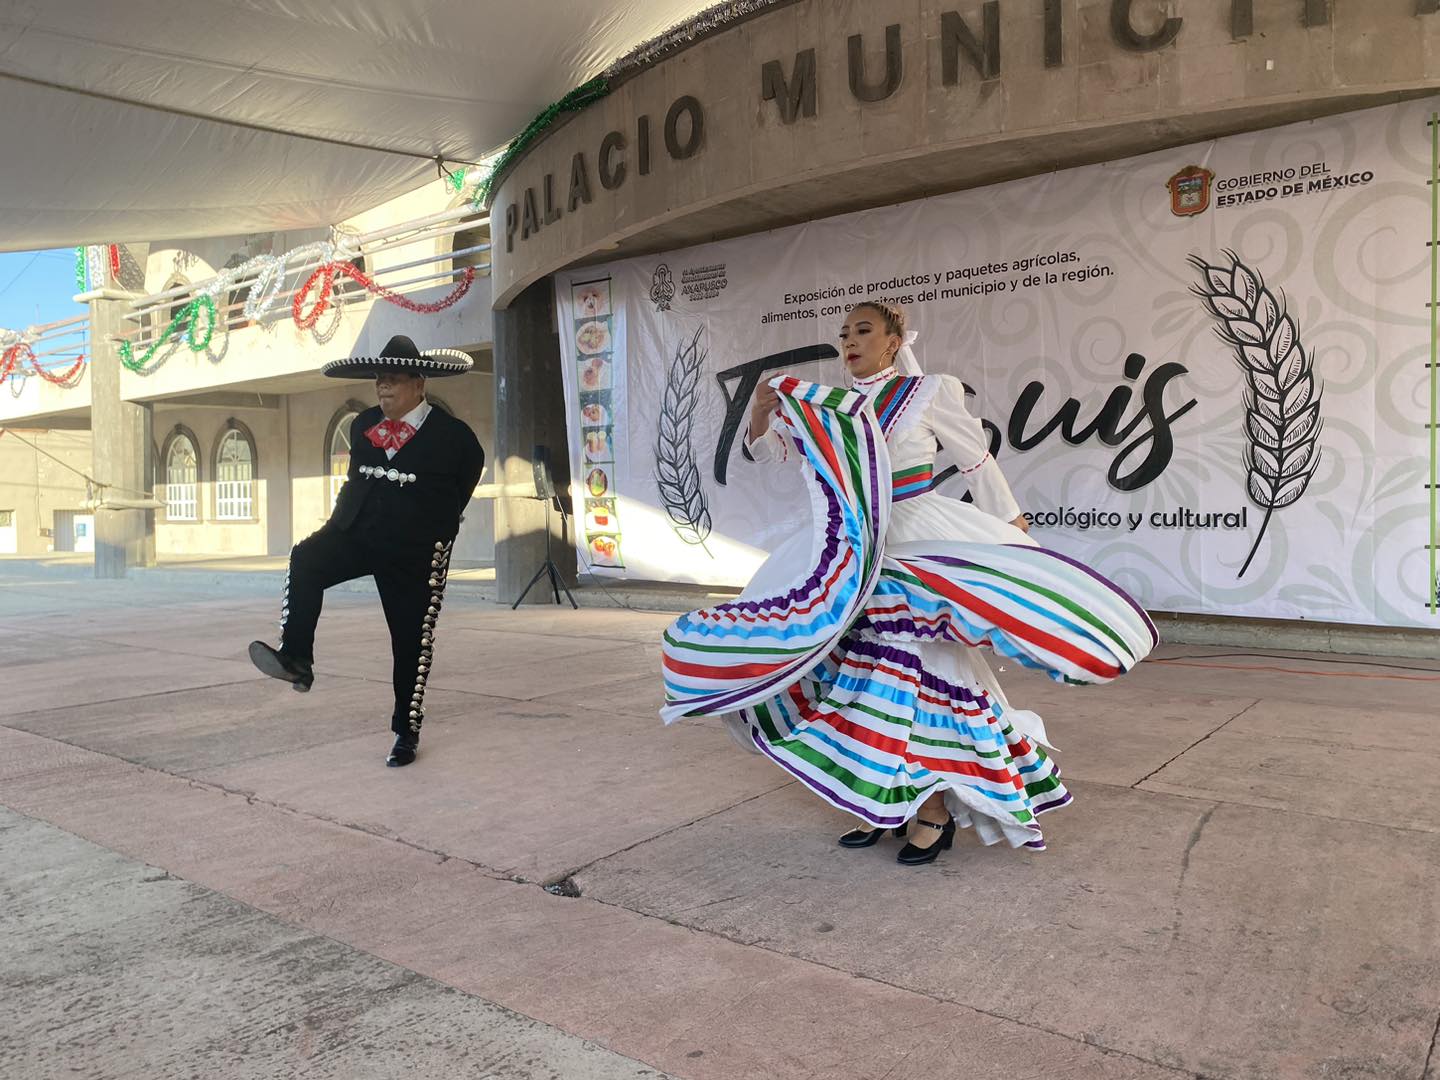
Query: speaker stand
510 494 578 610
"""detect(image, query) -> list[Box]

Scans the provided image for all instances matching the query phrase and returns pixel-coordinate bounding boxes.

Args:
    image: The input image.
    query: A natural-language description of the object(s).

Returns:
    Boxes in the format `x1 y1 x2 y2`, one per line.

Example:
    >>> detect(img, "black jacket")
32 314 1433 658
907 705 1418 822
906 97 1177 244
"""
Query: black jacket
330 404 485 550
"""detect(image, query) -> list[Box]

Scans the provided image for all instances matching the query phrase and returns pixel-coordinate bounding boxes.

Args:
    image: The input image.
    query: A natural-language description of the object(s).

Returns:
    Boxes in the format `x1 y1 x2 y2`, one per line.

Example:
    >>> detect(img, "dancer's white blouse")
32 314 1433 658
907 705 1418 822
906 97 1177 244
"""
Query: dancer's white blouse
746 365 1024 535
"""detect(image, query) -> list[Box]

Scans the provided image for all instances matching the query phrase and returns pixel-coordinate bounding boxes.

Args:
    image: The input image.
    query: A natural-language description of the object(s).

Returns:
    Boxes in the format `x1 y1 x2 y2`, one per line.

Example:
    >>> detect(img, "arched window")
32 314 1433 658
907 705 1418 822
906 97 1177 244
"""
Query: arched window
324 400 366 511
161 426 199 521
214 420 257 520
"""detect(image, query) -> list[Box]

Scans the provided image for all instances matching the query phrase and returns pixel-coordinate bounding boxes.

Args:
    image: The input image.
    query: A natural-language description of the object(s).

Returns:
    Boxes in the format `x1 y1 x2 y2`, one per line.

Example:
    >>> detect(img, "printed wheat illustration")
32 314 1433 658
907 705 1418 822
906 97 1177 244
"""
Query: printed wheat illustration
655 327 714 553
1190 251 1324 578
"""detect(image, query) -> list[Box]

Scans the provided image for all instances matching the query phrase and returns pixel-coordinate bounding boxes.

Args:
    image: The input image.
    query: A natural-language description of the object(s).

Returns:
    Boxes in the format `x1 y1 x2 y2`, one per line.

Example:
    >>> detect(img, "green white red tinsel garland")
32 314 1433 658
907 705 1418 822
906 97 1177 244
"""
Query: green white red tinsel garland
34 234 477 384
106 246 474 377
118 296 218 374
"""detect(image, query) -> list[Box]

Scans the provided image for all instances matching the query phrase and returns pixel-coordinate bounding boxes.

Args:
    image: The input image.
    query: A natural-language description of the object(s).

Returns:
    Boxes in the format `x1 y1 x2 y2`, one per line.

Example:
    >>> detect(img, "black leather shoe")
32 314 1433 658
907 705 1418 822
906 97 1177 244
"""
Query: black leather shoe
896 817 955 865
248 641 313 692
386 734 419 768
838 821 909 848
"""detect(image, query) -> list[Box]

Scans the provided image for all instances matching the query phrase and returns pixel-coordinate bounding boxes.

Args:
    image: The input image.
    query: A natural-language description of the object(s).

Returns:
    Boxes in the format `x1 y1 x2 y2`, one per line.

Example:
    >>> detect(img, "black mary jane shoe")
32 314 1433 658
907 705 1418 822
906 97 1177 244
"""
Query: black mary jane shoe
386 735 419 768
838 821 909 848
248 641 314 692
896 817 956 865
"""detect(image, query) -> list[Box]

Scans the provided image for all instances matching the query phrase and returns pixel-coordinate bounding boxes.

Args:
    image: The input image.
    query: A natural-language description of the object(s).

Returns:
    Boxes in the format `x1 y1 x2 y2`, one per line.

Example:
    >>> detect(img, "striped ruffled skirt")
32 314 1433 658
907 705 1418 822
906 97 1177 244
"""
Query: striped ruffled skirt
660 378 1156 850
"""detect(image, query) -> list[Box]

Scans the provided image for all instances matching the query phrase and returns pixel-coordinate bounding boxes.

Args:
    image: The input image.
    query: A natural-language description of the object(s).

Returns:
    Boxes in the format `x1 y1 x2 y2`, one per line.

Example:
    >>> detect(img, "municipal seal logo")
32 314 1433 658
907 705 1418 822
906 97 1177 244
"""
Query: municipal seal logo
650 264 676 311
1166 165 1215 217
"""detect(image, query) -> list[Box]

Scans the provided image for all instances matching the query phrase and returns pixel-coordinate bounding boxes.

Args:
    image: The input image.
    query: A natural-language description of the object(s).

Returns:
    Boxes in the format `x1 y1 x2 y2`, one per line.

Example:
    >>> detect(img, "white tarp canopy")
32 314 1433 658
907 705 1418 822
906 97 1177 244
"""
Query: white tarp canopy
0 0 722 250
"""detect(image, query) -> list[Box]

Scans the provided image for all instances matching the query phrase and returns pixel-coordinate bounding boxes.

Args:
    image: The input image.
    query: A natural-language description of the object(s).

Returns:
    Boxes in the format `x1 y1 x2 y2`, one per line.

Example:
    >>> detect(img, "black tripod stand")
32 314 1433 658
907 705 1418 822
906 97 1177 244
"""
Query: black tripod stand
511 446 578 610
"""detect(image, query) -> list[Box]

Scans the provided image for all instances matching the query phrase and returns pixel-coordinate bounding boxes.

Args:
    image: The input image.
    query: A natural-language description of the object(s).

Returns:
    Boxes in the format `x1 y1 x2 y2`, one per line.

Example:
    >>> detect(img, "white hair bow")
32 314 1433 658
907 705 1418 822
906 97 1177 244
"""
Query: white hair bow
894 330 923 376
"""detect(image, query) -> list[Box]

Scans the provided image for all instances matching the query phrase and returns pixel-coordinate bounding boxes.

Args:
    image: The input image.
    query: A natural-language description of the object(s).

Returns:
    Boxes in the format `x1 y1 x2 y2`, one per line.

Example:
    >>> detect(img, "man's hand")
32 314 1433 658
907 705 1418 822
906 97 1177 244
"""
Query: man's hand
1010 513 1030 534
748 381 781 441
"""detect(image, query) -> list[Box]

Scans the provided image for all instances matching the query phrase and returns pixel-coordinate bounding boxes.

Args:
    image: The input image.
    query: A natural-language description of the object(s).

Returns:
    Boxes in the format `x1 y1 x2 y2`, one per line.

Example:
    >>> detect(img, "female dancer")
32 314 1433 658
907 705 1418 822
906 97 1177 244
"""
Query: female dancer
660 301 1155 864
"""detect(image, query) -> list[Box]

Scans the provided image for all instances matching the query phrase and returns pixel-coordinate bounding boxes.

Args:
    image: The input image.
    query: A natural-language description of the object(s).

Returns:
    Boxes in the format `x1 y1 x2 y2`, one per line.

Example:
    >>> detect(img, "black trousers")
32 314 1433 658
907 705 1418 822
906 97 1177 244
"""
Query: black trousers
277 525 453 736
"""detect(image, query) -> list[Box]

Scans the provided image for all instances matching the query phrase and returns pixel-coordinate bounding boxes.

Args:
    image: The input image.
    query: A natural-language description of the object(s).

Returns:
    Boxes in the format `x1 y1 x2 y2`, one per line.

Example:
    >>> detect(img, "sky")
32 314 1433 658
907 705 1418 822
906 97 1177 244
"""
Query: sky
0 249 88 333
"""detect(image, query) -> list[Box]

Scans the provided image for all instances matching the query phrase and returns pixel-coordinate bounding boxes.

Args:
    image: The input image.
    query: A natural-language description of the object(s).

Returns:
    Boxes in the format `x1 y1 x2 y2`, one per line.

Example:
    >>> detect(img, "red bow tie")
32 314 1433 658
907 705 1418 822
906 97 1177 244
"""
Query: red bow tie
365 419 417 451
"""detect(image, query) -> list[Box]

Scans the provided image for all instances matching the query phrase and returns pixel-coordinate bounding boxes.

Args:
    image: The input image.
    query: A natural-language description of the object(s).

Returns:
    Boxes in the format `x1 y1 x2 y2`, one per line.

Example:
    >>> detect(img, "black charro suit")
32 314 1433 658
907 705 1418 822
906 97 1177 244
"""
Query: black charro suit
329 405 484 547
277 403 485 737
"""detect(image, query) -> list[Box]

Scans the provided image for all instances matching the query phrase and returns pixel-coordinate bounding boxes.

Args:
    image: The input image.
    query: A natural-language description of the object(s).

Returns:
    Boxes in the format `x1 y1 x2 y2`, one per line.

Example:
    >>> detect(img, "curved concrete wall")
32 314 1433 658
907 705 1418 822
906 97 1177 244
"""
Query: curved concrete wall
490 0 1440 307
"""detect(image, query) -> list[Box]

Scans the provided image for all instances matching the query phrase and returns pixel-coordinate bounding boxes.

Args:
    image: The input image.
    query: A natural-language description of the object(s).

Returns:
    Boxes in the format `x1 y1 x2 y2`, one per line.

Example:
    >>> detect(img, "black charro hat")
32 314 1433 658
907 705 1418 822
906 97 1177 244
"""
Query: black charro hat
322 334 473 379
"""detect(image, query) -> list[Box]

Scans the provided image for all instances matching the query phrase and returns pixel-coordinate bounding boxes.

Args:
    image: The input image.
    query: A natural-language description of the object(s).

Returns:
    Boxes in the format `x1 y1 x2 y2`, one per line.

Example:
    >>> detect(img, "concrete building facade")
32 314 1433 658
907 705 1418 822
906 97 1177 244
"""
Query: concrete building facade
491 0 1440 298
0 429 92 555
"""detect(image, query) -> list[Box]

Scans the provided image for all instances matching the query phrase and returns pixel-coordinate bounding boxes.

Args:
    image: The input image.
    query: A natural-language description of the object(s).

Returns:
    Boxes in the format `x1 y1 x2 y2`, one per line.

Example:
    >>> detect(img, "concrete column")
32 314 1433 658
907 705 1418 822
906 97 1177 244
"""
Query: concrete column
492 276 575 604
90 245 155 578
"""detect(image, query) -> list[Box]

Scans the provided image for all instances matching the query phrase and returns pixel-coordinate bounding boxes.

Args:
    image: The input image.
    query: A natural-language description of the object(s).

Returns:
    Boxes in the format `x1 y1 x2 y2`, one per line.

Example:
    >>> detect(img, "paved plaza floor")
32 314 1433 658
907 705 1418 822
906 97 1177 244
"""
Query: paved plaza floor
2 568 1439 1079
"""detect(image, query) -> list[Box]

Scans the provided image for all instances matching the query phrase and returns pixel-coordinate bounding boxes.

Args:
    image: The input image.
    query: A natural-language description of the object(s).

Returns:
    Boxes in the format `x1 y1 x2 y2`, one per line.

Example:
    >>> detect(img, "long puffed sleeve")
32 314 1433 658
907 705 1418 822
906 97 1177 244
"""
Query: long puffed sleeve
744 412 790 465
927 374 1021 524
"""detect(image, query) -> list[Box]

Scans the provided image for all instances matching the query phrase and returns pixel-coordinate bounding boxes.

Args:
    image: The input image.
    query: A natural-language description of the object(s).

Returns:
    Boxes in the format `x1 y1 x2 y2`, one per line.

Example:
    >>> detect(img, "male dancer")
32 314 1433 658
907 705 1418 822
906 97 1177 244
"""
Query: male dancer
249 335 485 766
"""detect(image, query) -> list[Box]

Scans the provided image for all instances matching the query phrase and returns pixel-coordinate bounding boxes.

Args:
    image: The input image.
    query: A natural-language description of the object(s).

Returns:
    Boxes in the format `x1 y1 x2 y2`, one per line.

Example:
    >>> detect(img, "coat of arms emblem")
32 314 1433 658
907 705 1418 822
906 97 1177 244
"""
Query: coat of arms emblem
1166 165 1215 217
650 264 676 311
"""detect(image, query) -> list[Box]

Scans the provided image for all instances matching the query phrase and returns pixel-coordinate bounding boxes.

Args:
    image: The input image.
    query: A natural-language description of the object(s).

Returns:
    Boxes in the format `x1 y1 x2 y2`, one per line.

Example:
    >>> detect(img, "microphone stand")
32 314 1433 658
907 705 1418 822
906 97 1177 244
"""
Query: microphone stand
511 491 578 610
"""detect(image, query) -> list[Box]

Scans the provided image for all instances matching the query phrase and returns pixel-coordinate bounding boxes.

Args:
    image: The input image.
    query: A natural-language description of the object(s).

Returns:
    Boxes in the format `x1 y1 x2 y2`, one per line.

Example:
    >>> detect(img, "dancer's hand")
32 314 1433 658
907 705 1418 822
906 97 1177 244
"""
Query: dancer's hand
1010 513 1031 534
749 382 781 441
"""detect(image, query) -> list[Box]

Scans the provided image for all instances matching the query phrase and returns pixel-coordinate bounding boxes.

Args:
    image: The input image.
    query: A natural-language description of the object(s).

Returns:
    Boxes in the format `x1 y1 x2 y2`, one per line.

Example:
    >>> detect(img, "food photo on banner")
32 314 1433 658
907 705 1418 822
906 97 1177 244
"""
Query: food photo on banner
565 277 626 569
555 96 1439 629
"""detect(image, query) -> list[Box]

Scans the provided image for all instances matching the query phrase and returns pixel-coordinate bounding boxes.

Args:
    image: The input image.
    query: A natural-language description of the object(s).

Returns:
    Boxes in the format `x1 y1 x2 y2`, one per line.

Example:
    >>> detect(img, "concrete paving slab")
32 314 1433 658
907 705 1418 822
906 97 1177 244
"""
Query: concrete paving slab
1138 700 1440 832
448 625 654 662
0 730 1181 1080
444 605 674 644
7 572 1440 1080
0 632 157 668
1143 643 1440 673
1 679 486 775
575 781 1440 1080
0 591 286 626
995 671 1260 788
0 808 669 1080
190 606 656 697
0 649 266 718
108 620 405 668
1221 695 1440 748
1120 650 1440 714
191 702 788 882
530 674 668 723
417 639 660 702
0 580 225 618
309 626 637 686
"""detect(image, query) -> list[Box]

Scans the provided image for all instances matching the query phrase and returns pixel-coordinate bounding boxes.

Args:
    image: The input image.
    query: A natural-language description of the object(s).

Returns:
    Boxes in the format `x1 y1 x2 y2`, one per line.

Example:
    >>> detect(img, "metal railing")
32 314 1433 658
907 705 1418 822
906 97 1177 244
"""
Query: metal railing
0 313 91 391
117 204 491 355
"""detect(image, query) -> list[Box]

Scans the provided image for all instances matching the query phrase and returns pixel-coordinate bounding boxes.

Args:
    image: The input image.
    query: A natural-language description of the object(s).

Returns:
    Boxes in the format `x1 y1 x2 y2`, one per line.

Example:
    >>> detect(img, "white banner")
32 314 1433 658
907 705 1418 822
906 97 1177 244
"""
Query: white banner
556 97 1440 629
